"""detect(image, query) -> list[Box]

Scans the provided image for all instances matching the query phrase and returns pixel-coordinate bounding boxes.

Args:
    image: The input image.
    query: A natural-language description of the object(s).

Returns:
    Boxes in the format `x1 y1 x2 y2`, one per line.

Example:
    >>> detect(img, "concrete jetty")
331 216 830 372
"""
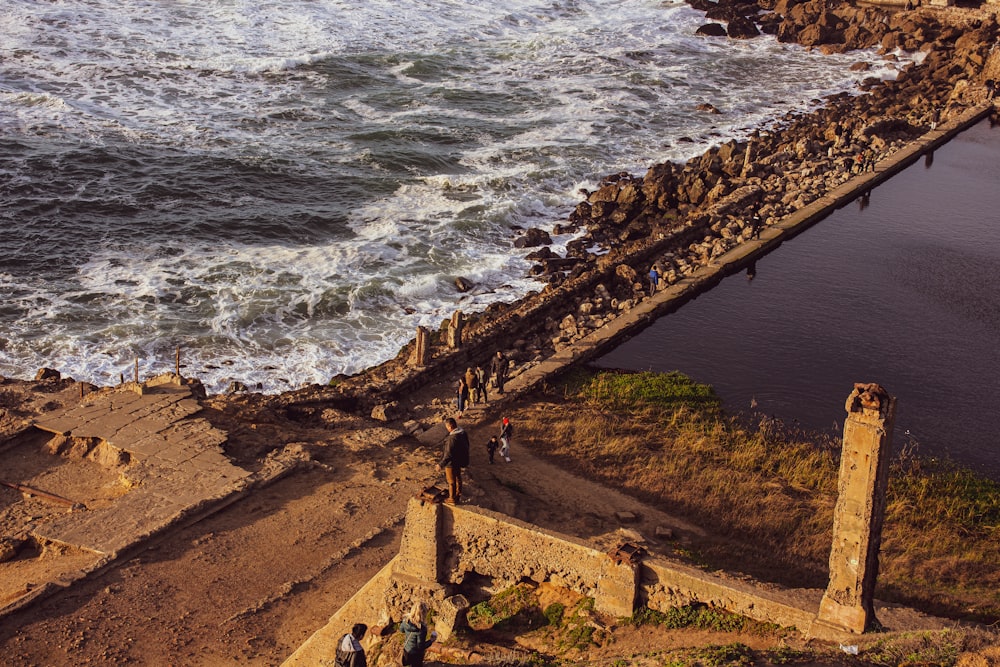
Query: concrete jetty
494 102 996 401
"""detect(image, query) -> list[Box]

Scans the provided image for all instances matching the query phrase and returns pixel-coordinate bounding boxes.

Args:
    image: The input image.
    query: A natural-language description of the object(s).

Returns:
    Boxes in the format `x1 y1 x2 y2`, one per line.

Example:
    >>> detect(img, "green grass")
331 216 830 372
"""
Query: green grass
573 369 721 413
628 604 780 635
665 643 755 667
512 369 1000 623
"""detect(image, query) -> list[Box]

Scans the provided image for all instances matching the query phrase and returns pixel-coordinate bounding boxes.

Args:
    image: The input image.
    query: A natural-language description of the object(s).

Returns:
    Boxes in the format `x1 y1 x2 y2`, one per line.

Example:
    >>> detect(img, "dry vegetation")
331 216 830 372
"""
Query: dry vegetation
508 368 1000 625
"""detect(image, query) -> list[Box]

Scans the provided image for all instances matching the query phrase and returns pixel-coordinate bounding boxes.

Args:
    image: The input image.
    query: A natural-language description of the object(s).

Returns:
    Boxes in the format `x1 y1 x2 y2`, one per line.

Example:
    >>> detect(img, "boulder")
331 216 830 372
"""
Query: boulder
513 228 552 248
695 23 728 37
454 276 475 292
371 402 399 422
728 16 761 39
35 368 60 381
0 537 22 563
525 247 555 261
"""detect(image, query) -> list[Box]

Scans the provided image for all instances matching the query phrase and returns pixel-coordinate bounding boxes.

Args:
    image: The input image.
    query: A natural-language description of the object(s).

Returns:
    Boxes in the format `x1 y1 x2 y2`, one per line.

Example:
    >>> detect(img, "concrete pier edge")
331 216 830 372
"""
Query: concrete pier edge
498 102 995 398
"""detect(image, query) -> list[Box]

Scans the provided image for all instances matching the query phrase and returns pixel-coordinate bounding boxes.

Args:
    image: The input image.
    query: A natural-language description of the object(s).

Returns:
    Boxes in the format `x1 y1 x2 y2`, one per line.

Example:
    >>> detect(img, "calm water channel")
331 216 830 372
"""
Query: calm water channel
597 118 1000 480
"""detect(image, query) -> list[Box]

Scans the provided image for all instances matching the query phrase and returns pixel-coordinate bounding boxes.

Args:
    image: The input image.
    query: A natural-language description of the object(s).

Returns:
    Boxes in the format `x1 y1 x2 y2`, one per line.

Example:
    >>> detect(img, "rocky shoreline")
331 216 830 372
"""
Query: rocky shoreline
278 0 998 419
14 2 999 420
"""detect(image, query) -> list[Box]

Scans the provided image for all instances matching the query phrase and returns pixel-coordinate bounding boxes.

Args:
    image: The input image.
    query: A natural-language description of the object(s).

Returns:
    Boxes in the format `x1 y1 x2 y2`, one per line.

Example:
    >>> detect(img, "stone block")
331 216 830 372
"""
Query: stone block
595 557 638 618
434 594 469 642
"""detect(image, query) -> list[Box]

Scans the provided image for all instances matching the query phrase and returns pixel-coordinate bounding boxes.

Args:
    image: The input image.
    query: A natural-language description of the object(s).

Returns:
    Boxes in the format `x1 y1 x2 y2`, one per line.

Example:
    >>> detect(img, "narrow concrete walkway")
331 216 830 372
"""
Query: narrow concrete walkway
499 102 995 401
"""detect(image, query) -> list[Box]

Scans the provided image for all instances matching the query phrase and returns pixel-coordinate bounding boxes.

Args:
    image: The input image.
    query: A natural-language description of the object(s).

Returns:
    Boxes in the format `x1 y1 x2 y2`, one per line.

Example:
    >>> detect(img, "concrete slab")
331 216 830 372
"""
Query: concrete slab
27 380 250 560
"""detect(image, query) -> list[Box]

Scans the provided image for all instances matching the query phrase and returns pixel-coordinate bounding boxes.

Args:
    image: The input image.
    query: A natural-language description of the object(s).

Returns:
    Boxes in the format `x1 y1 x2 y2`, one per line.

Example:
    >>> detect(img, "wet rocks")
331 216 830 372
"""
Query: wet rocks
513 228 552 248
696 23 728 37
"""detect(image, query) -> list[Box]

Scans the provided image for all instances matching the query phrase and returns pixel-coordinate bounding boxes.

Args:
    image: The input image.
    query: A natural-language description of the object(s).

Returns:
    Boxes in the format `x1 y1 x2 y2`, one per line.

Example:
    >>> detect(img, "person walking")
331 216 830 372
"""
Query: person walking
648 265 660 297
475 365 489 404
455 376 469 416
399 602 436 667
464 367 479 406
491 350 510 395
439 417 470 504
486 436 499 464
749 214 762 240
334 623 368 667
499 417 513 463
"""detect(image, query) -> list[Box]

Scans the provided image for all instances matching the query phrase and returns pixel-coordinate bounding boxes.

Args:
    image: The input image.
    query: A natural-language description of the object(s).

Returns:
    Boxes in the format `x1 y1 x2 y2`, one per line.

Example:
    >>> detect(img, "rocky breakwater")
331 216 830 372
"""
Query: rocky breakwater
276 0 1000 420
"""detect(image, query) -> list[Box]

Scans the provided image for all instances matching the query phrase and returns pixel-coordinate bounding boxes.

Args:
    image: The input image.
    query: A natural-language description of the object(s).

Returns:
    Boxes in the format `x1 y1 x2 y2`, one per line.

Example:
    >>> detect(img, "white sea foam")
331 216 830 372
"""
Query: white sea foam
0 0 903 393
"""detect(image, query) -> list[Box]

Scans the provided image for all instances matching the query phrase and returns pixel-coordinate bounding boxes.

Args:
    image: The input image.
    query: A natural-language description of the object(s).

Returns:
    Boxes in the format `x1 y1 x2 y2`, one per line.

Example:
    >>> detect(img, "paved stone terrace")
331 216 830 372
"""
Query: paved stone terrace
30 377 250 557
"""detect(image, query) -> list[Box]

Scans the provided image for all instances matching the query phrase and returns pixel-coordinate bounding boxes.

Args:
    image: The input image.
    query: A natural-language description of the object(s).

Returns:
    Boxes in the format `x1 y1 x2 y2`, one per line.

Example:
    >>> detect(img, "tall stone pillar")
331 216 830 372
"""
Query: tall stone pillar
411 326 431 367
740 136 755 178
817 383 896 633
446 311 464 349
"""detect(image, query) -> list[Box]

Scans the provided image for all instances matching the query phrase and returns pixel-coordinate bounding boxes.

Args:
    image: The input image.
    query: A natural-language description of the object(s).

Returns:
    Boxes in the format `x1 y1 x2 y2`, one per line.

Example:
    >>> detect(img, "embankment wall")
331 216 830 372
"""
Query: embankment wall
284 498 946 665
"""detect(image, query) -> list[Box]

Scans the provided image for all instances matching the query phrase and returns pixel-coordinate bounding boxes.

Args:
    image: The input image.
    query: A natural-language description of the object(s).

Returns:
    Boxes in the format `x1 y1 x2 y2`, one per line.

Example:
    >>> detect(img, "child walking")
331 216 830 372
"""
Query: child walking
499 417 513 463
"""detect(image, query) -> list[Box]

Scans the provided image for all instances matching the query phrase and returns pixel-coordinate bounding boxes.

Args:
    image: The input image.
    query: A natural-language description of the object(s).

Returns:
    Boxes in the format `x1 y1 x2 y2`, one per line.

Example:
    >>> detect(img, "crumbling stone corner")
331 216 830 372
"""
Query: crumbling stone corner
434 594 470 642
595 556 640 618
394 496 442 584
817 382 896 634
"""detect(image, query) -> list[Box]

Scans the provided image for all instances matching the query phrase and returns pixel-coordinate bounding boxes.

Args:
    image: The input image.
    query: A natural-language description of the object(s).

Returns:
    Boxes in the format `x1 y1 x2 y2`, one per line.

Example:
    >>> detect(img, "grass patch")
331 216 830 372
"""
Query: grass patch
574 369 722 413
512 369 1000 623
628 604 780 635
468 584 542 631
665 642 755 667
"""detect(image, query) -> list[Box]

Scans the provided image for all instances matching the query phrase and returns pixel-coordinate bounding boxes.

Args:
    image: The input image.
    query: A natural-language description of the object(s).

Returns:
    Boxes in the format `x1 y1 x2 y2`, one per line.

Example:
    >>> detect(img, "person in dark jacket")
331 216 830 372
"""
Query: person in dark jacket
455 376 469 415
474 364 489 404
334 623 367 667
438 417 470 504
490 350 510 394
399 601 436 666
486 435 499 464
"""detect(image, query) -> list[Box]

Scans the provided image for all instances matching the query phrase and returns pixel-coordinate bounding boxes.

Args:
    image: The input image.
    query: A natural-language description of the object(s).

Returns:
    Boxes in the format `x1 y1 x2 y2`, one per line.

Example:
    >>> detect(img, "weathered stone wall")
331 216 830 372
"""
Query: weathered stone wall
391 500 824 629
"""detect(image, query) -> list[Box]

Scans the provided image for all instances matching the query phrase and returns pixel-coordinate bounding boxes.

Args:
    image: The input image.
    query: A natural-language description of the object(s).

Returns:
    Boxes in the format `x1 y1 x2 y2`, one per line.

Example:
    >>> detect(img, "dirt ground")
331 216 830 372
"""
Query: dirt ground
0 375 990 666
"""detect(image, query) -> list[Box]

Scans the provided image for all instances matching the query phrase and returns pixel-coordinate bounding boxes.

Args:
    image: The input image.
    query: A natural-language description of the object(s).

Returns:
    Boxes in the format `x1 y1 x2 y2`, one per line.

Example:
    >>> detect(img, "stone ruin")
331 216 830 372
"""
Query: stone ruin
284 383 910 665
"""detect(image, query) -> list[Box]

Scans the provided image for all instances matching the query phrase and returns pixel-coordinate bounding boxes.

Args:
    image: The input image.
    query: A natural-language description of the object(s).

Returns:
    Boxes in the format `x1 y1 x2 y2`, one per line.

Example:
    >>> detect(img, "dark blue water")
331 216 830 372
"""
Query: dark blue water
598 119 1000 480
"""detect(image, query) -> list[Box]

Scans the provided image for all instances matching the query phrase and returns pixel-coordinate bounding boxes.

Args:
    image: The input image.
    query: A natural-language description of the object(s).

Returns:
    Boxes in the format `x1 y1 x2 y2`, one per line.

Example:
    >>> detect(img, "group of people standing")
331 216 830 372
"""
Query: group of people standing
455 350 509 415
333 350 521 664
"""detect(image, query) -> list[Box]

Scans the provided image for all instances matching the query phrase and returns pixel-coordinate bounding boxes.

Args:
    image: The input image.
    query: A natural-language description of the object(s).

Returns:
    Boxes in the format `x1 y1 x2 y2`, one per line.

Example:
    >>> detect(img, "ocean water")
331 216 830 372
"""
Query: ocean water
597 120 1000 479
0 0 899 394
